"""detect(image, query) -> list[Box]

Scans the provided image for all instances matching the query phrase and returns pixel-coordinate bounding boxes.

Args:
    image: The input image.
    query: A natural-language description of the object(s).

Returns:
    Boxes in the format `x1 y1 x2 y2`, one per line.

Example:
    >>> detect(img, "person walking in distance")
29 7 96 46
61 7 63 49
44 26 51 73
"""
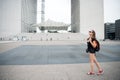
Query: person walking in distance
86 30 104 75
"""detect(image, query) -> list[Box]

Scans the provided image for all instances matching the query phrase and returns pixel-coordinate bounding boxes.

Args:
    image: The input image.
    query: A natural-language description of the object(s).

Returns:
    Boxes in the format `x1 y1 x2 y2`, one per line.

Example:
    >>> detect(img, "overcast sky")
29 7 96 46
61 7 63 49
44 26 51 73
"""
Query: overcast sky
104 0 120 23
37 0 71 23
37 0 120 23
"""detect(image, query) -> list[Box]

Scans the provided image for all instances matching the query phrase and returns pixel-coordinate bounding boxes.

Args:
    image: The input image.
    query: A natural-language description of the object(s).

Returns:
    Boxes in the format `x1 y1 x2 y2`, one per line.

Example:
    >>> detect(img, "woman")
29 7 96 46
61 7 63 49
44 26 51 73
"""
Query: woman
86 30 104 75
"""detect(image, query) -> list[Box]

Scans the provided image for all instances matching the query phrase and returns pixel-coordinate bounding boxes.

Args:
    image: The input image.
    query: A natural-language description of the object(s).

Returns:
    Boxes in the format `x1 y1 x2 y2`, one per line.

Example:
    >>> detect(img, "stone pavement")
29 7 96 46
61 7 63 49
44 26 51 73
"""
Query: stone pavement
0 41 120 80
0 62 120 80
0 44 120 65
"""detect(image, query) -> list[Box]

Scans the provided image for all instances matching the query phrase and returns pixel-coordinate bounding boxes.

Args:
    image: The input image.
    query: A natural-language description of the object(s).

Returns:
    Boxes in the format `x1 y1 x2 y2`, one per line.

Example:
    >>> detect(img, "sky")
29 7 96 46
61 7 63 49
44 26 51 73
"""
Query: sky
37 0 71 23
104 0 120 23
37 0 120 23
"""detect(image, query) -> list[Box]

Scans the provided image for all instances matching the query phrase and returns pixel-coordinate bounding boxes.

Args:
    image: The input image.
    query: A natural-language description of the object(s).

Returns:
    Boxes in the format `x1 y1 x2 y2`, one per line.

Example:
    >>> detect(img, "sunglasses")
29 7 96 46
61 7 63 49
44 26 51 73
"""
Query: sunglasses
89 31 92 33
89 31 94 33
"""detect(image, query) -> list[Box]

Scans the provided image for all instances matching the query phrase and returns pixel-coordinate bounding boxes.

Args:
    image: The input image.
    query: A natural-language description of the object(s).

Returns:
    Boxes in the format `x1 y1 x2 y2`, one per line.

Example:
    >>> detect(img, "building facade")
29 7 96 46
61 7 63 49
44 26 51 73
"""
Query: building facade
104 23 115 40
0 0 22 37
0 0 37 37
115 19 120 40
21 0 37 33
0 0 104 39
71 0 104 39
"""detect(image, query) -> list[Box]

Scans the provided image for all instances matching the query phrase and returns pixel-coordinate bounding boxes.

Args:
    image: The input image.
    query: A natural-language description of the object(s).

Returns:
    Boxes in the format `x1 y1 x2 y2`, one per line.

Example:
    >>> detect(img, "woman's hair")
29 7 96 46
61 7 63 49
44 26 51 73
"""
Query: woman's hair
90 30 96 39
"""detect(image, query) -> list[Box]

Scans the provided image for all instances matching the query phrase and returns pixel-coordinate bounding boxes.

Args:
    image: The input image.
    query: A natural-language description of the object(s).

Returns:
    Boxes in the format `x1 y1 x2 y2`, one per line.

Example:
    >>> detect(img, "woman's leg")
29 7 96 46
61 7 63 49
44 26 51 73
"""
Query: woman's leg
89 53 94 72
93 54 101 70
93 54 104 75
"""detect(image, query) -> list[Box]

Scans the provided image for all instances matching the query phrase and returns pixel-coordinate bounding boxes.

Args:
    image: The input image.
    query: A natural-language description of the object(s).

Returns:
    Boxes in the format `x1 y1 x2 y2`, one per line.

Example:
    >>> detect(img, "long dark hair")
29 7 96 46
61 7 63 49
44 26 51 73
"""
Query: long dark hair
91 30 96 39
87 30 96 40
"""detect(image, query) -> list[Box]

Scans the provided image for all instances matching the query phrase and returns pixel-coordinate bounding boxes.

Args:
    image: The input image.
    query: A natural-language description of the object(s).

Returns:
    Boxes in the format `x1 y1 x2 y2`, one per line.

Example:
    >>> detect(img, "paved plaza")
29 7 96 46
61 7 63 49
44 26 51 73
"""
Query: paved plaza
0 41 120 80
0 43 120 65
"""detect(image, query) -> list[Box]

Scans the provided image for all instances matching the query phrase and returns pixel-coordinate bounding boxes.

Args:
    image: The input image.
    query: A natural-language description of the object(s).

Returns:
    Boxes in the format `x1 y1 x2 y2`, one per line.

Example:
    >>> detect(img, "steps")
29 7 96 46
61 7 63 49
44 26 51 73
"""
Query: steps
0 33 87 41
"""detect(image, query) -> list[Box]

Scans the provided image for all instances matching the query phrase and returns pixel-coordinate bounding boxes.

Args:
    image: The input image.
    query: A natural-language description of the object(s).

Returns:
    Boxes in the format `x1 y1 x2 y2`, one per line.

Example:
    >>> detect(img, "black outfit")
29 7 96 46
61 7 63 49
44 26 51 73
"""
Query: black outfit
86 38 96 54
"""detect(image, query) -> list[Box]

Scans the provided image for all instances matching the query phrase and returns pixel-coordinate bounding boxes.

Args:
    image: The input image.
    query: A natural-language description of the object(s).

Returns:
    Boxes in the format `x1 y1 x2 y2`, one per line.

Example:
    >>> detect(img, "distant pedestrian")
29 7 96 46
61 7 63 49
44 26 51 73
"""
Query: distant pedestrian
86 30 104 75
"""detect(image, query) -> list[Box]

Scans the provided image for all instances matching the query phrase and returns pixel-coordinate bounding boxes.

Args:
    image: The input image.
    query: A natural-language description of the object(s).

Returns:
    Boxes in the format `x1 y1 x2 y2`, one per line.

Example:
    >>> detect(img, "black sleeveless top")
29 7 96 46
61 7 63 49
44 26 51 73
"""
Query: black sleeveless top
87 38 96 53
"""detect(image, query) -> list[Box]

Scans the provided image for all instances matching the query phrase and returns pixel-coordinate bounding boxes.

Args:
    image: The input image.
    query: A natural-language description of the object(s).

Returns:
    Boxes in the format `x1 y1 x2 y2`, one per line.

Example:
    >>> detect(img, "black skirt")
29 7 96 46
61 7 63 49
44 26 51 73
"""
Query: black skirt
87 48 96 53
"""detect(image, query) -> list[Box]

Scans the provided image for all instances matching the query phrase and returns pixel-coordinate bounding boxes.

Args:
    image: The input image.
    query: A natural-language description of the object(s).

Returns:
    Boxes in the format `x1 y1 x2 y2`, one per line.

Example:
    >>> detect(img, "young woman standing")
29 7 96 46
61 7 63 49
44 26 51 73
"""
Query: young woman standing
86 30 104 75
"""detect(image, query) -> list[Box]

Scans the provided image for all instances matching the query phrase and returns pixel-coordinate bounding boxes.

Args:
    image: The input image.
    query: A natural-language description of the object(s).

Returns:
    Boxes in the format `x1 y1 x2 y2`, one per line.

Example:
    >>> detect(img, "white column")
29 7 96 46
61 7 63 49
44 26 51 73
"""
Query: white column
80 0 104 39
36 27 41 33
71 0 80 33
0 0 21 37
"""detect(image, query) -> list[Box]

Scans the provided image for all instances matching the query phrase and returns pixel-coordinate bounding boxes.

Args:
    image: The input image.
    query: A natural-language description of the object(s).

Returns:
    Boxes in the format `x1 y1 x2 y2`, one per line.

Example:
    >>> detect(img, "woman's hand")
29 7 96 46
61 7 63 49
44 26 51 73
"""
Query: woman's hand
89 38 92 42
87 37 90 42
89 38 97 48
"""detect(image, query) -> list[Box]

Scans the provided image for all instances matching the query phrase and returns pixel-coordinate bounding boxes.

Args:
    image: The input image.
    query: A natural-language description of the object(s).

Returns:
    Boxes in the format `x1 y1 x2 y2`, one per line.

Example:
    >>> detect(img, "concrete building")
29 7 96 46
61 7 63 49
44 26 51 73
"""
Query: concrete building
115 19 120 40
0 0 104 39
0 0 22 37
104 23 115 40
21 0 37 33
71 0 104 39
0 0 37 37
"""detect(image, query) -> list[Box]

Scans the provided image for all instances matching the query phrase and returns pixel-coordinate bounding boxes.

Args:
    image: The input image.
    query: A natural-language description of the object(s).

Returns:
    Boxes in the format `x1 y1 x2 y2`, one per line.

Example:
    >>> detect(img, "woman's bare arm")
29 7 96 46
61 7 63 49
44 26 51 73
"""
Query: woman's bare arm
90 39 97 48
